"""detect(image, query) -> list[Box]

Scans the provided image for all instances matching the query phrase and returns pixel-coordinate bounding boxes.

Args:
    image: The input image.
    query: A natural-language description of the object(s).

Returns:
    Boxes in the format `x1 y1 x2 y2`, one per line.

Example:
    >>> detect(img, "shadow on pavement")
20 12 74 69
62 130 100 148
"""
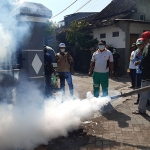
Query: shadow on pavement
101 103 131 128
35 133 150 150
110 77 130 85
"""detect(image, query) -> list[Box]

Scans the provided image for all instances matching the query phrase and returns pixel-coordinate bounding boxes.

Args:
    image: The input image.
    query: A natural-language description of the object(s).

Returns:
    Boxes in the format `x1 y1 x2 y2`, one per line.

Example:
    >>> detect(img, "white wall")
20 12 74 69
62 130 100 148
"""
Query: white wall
129 23 150 34
92 25 125 48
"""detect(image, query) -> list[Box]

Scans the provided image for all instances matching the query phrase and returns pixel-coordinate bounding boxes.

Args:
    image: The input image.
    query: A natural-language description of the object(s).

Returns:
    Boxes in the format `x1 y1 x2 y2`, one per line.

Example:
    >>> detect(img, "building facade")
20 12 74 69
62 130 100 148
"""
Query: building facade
81 0 150 75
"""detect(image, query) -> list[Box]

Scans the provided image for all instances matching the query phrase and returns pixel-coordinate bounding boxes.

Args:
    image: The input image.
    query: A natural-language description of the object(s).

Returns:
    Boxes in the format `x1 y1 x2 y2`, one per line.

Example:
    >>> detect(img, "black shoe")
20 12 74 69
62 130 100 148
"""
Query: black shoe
146 100 150 107
134 101 139 105
129 86 135 89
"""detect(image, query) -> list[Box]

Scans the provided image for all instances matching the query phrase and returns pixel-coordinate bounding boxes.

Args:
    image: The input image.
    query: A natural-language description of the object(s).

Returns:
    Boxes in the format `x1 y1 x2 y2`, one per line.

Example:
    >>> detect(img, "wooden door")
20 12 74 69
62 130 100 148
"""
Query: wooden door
130 34 139 52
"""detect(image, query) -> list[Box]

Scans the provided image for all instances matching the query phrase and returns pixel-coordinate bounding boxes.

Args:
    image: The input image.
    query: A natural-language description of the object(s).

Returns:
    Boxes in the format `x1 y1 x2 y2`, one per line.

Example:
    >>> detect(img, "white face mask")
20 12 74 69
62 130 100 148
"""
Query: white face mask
99 45 105 50
60 49 65 52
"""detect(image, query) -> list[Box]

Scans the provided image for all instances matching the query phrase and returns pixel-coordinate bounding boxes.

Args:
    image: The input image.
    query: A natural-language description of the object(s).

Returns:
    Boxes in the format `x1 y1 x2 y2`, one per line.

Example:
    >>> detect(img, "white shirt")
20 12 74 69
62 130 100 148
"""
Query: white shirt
91 50 114 73
129 51 136 69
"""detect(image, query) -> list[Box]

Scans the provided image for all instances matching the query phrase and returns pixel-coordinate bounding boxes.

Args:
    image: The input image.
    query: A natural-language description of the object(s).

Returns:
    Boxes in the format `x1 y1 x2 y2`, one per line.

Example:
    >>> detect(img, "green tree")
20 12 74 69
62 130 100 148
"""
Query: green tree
66 20 98 50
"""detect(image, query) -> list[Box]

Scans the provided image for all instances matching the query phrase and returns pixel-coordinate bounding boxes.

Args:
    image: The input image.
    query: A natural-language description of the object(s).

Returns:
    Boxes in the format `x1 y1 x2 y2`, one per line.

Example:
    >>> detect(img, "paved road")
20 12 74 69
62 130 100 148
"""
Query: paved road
36 73 150 150
61 72 131 99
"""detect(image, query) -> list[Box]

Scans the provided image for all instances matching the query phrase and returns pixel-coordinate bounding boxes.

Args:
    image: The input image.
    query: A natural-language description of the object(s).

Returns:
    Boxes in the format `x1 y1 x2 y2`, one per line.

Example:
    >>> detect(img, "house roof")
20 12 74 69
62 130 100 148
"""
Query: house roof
13 2 52 17
82 0 140 28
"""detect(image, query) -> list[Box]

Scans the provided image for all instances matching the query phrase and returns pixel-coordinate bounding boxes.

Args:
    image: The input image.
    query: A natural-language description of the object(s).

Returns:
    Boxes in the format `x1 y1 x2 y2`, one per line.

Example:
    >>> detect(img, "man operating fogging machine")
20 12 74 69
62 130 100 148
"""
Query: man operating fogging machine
88 40 114 98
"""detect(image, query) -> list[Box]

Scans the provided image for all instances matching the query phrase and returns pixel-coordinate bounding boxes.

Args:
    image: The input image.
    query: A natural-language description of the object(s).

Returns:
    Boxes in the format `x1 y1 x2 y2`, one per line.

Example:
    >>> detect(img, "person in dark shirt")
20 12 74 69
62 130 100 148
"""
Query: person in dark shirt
113 49 120 79
132 31 150 114
43 46 55 98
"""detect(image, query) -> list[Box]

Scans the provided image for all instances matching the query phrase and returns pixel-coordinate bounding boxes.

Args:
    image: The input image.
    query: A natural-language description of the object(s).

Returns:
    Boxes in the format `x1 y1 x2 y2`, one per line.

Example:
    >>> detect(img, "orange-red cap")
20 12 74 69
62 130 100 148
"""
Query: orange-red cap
141 31 150 39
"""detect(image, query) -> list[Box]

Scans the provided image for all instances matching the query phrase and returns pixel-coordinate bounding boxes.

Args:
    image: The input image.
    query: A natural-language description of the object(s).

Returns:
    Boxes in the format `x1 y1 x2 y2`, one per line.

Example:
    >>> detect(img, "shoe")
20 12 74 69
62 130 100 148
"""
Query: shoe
134 101 139 105
132 110 146 115
129 86 134 88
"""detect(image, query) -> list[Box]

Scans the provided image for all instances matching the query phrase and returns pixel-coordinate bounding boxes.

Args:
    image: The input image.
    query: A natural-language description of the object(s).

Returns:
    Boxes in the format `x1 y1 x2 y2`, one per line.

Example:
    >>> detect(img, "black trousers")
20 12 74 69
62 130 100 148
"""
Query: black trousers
130 69 136 88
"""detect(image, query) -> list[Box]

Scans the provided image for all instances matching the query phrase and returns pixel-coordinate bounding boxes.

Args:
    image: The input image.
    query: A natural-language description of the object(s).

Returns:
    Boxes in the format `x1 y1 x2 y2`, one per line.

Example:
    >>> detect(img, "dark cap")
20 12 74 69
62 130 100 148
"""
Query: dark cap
99 40 106 45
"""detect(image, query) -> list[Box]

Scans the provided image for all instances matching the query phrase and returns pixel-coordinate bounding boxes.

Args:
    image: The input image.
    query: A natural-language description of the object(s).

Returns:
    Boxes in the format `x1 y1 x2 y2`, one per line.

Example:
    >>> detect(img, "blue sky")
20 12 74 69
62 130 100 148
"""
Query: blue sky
24 0 112 22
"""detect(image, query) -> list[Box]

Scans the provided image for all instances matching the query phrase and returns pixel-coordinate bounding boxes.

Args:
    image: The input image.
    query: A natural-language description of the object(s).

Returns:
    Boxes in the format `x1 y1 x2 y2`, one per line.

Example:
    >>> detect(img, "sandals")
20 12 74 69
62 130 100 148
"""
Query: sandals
132 110 146 115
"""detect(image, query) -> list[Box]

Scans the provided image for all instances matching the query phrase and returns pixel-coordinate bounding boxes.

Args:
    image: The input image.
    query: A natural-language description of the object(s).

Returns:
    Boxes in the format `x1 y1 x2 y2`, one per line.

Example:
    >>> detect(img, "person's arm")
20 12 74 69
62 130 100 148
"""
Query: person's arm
88 53 95 76
55 54 63 65
88 61 95 76
67 53 74 63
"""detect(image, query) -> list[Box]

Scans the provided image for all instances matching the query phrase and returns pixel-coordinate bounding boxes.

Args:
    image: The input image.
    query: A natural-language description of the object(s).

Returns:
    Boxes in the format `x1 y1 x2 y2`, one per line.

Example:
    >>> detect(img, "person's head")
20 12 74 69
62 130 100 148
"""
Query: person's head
59 43 66 53
141 31 150 44
98 40 106 51
43 45 47 54
136 38 145 50
131 43 137 51
113 48 117 54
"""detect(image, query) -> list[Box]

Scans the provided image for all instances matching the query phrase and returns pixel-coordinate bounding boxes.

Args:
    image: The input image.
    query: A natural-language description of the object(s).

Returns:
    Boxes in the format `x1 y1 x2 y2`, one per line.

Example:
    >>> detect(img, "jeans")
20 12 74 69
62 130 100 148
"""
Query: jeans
138 80 150 113
58 72 74 96
130 69 136 87
93 72 109 98
45 74 52 97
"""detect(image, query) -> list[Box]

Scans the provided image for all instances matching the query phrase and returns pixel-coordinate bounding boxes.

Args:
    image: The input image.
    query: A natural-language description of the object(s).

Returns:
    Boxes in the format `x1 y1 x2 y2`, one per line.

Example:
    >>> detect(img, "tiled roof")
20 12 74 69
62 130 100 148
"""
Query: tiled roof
82 0 140 28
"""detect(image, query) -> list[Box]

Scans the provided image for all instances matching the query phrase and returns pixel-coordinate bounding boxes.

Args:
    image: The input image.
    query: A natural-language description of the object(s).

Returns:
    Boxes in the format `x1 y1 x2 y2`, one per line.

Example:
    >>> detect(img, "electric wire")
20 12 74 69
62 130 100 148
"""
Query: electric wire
88 0 105 11
51 0 78 18
81 0 98 11
74 0 92 13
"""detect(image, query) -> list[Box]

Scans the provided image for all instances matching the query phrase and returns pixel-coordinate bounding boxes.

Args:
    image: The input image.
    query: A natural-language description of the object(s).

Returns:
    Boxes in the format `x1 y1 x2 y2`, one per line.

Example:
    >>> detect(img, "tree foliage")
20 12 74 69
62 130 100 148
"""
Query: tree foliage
66 20 98 49
45 21 58 36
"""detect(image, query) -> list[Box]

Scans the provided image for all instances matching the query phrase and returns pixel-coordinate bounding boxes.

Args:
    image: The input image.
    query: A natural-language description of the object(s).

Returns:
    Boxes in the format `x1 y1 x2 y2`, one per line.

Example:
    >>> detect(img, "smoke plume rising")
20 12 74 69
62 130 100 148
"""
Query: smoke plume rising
0 82 111 150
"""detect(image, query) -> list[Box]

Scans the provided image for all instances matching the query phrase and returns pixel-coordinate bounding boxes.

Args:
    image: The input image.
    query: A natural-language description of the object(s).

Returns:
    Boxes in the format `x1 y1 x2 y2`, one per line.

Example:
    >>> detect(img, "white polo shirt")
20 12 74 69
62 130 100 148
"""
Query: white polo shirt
91 50 114 73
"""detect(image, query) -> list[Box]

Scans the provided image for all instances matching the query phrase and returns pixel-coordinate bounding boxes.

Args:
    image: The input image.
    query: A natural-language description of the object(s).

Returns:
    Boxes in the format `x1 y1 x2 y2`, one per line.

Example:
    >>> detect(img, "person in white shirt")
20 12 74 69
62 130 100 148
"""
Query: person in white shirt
88 40 114 97
129 43 137 88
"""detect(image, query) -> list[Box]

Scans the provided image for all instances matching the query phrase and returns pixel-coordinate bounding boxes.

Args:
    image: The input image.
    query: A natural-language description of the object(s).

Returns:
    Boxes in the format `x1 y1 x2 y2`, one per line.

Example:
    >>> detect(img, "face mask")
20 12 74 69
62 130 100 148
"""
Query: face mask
60 49 65 52
99 45 105 50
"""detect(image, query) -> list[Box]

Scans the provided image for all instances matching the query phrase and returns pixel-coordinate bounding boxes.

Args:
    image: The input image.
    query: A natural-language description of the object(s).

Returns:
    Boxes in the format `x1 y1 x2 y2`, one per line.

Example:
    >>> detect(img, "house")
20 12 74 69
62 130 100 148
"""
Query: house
64 12 97 28
81 0 150 75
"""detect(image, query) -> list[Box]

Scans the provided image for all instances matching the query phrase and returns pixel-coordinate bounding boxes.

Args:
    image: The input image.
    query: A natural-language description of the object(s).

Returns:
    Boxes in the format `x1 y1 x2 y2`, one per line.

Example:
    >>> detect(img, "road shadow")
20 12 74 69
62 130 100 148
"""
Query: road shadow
101 103 131 128
110 77 130 85
35 132 150 150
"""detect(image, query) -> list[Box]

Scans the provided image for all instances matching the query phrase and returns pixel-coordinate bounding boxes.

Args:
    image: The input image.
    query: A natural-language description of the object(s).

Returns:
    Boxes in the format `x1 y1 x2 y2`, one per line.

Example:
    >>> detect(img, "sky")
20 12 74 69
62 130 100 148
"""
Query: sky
20 0 112 23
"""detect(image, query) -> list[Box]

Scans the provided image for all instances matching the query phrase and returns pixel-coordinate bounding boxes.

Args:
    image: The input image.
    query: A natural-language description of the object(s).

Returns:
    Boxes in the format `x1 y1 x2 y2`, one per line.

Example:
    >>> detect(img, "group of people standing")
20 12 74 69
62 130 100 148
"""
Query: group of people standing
129 31 150 114
44 31 150 115
44 40 120 101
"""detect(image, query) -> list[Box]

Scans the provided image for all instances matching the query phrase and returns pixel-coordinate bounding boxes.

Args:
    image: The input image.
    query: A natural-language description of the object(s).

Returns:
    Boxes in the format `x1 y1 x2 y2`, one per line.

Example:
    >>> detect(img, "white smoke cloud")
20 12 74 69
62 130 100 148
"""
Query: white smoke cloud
0 0 31 69
0 0 112 150
0 84 111 150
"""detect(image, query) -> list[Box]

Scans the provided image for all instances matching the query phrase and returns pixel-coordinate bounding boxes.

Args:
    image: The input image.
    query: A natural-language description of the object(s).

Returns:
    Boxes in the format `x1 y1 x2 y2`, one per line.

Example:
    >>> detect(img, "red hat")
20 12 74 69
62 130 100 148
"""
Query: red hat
141 31 150 39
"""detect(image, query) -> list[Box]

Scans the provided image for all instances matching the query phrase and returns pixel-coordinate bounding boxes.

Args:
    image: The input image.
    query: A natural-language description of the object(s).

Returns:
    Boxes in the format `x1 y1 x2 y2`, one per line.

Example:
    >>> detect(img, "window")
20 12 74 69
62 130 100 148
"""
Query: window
112 31 119 37
100 33 106 38
139 14 145 21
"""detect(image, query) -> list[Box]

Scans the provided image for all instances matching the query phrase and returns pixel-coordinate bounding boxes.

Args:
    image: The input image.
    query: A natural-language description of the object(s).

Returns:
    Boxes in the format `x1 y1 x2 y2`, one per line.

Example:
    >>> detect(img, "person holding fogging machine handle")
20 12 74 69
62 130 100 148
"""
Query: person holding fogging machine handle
132 31 150 115
55 43 74 99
